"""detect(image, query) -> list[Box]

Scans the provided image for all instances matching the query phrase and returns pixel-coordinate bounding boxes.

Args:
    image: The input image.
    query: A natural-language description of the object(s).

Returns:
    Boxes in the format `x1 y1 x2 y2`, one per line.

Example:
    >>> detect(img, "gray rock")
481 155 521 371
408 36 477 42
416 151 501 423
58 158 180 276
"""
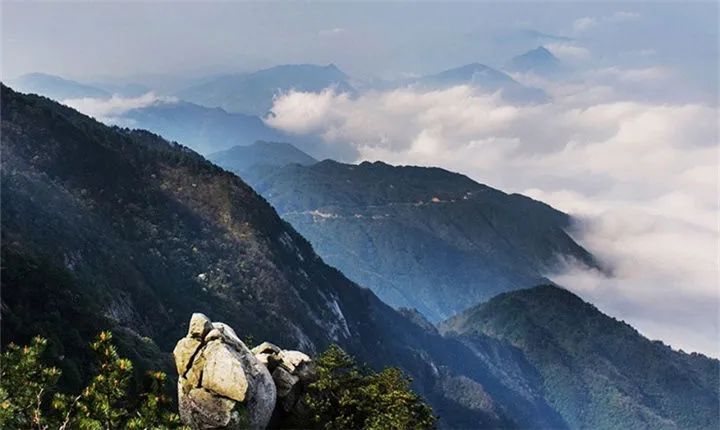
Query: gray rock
185 387 238 428
212 322 244 349
277 350 312 373
202 341 250 402
251 342 282 368
245 355 278 428
251 343 319 424
173 337 202 376
205 328 223 342
251 341 282 356
272 367 300 398
175 316 321 429
188 313 213 339
175 315 276 429
294 360 318 383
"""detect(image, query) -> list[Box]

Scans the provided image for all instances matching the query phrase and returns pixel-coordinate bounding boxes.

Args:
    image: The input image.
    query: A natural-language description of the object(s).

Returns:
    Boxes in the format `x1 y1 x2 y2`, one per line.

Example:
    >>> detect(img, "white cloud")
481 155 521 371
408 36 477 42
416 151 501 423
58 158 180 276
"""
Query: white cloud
573 17 597 32
573 11 640 33
318 27 346 37
591 66 672 83
62 92 177 124
609 11 640 22
267 88 350 135
266 84 720 357
510 65 678 106
545 42 591 62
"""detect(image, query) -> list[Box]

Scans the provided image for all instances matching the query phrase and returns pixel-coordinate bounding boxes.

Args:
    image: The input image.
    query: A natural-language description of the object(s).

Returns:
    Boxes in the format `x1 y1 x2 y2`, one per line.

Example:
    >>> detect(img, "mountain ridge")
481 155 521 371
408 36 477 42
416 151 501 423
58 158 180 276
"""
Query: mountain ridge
440 285 720 429
505 46 562 74
120 100 293 154
208 141 318 174
8 72 111 100
411 63 549 103
0 84 566 428
3 84 717 429
238 155 596 322
176 64 355 116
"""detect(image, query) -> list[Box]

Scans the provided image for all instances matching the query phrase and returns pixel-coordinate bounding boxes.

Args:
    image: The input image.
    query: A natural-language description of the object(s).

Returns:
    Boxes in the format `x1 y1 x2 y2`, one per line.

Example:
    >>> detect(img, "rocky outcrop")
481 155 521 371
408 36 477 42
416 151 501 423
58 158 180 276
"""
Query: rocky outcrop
174 314 319 430
174 313 276 429
251 342 318 424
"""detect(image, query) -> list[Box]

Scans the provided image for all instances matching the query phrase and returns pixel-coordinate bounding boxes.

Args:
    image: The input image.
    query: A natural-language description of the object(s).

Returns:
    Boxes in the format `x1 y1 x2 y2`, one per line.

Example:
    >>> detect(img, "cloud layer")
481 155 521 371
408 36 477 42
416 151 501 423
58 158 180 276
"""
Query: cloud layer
62 92 176 125
265 79 719 356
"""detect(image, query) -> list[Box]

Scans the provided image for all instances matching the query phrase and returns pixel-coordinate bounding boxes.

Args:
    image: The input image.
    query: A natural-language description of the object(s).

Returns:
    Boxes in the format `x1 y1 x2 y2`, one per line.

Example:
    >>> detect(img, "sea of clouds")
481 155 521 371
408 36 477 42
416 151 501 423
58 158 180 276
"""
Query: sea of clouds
265 67 719 357
62 92 177 126
55 41 719 357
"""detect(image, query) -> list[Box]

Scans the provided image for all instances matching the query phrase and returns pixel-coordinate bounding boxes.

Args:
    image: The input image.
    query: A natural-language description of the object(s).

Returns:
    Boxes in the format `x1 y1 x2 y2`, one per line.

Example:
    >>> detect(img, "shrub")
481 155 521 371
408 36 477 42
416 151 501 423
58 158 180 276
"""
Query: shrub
301 344 436 430
0 332 185 429
1 336 434 430
0 336 61 429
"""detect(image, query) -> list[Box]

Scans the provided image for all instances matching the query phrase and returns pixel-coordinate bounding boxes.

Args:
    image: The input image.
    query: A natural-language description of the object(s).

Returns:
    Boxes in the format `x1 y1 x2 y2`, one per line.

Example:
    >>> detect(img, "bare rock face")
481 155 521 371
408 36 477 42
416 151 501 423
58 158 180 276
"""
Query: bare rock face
251 342 318 424
174 313 276 429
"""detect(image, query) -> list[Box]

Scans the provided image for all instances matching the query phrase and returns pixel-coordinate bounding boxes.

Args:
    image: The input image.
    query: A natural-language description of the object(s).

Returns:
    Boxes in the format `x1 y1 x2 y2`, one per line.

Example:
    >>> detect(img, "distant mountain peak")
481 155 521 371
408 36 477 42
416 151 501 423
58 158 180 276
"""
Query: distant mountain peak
528 46 556 58
506 46 561 74
325 63 343 72
455 62 493 71
430 63 507 80
177 63 354 115
120 100 290 154
414 62 549 103
208 140 317 173
8 72 110 100
358 160 391 167
439 283 720 429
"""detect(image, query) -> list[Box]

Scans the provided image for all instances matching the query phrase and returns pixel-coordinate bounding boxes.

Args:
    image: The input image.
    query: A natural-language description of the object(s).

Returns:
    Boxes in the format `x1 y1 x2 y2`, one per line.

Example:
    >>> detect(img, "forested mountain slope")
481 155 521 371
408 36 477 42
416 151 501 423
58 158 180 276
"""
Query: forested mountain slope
243 159 596 321
0 85 565 429
440 285 720 429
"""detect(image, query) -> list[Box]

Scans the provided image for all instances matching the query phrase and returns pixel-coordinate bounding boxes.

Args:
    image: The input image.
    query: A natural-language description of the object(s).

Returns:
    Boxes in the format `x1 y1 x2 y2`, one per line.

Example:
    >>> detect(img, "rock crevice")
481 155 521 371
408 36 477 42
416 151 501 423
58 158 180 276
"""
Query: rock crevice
173 314 318 429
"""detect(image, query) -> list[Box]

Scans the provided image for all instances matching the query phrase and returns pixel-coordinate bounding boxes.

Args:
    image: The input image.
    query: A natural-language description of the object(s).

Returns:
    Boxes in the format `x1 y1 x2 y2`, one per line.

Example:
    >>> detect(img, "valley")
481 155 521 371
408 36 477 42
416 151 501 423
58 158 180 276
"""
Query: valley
2 84 717 429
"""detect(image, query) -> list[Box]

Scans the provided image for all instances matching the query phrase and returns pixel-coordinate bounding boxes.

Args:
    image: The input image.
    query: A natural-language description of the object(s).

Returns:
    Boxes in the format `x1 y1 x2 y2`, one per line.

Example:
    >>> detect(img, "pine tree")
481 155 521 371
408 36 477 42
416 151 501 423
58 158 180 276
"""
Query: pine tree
299 344 436 429
0 336 61 429
1 333 185 429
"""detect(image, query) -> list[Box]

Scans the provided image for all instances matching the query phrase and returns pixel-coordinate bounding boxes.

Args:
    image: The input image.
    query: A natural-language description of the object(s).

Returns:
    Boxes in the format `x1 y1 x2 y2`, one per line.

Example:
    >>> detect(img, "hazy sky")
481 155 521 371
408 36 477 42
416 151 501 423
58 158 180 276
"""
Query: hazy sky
2 1 719 356
2 1 717 88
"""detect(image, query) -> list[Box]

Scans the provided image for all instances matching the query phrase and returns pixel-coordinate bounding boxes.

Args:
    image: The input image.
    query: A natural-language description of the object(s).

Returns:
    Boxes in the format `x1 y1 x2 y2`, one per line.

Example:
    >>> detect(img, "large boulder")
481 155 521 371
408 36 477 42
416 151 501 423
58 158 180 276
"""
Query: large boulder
251 342 318 424
174 313 276 429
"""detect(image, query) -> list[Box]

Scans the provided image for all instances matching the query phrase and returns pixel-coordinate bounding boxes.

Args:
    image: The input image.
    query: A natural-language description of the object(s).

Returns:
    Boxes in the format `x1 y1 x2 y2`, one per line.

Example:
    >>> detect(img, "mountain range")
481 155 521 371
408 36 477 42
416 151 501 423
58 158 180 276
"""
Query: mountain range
505 47 562 75
120 101 293 154
217 144 594 322
209 141 318 173
409 63 549 103
8 72 111 100
1 84 717 429
1 84 561 428
441 285 720 429
8 61 548 159
175 64 355 116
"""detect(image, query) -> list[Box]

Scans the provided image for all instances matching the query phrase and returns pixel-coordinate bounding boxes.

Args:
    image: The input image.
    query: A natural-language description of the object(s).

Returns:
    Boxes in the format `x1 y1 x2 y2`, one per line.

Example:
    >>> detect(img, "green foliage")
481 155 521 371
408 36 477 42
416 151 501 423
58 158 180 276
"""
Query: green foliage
1 336 434 430
243 157 595 324
243 334 256 349
73 331 134 428
301 344 436 430
442 285 720 430
0 332 185 430
127 371 184 429
0 336 61 429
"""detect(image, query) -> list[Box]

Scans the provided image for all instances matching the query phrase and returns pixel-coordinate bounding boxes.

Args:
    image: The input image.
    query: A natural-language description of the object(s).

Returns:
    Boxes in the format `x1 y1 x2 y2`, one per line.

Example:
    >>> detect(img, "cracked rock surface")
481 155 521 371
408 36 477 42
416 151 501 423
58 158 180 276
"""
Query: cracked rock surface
174 313 276 429
251 342 318 425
